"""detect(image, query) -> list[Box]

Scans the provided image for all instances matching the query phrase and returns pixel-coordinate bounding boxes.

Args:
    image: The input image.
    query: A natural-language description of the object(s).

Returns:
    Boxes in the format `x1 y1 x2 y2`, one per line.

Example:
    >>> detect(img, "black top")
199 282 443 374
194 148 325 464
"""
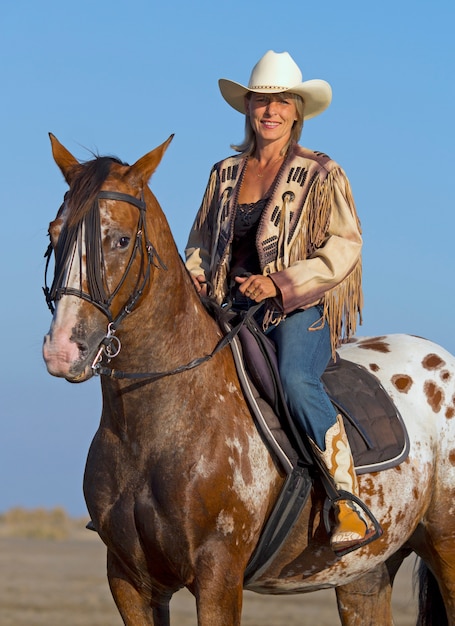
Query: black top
229 197 268 308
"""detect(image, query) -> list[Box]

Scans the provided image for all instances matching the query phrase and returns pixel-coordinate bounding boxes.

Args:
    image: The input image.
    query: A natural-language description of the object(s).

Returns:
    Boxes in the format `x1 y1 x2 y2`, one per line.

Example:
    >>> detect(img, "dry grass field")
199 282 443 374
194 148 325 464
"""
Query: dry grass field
0 508 419 625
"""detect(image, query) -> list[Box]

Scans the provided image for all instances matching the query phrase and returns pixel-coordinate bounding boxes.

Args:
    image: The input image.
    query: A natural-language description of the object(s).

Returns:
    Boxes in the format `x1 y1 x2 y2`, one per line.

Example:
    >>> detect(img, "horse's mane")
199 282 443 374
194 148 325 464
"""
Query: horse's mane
66 156 128 228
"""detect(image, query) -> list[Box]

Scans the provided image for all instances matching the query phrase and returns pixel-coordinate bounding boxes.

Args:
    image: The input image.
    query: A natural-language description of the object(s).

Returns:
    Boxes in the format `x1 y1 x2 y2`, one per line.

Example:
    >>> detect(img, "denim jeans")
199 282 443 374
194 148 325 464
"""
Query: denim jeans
267 305 337 450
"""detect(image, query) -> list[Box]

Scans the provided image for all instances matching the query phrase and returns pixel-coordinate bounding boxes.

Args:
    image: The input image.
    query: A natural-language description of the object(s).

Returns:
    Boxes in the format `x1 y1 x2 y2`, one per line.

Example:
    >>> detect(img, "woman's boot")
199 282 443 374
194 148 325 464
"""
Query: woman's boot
312 414 379 554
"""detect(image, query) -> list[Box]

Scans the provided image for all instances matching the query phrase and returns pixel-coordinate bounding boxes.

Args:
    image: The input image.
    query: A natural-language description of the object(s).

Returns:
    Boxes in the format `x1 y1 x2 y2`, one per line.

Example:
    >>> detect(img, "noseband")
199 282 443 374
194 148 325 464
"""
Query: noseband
43 190 167 370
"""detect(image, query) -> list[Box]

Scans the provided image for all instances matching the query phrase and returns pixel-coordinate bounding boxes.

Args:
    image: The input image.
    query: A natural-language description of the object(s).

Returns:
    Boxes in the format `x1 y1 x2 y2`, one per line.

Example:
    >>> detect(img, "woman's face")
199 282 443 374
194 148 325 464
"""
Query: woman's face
246 92 298 148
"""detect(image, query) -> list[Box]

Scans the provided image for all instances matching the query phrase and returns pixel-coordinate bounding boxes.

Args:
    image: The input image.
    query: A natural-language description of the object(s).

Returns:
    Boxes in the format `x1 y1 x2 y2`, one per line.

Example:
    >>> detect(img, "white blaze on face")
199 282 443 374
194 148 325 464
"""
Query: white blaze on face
43 224 88 377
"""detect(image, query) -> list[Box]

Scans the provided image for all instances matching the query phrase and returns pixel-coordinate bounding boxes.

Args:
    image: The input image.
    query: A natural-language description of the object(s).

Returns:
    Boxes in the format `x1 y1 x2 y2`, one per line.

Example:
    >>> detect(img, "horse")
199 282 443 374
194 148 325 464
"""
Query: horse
42 133 455 626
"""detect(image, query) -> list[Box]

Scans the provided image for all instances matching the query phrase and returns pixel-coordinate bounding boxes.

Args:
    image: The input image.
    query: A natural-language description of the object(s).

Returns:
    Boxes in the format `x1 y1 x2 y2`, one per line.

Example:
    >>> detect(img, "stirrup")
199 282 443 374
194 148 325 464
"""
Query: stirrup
323 490 383 557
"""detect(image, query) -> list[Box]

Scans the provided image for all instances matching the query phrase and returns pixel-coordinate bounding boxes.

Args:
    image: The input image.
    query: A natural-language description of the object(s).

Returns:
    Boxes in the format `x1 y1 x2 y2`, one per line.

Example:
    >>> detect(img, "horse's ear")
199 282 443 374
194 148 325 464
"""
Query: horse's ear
49 133 79 184
129 134 174 186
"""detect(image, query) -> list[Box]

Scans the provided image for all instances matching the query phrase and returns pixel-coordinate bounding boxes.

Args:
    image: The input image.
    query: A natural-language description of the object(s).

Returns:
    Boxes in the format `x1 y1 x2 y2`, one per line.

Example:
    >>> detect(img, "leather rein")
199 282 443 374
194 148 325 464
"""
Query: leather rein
44 189 259 381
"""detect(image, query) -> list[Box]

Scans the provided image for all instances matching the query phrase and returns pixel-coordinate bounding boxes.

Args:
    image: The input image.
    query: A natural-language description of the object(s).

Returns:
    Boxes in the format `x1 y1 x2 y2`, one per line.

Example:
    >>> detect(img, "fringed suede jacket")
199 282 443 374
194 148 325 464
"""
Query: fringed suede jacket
185 143 363 355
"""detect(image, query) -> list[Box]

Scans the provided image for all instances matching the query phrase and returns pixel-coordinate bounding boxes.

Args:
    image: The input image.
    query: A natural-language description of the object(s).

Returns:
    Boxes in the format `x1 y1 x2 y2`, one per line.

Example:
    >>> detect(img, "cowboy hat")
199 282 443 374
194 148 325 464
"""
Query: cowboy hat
218 50 332 120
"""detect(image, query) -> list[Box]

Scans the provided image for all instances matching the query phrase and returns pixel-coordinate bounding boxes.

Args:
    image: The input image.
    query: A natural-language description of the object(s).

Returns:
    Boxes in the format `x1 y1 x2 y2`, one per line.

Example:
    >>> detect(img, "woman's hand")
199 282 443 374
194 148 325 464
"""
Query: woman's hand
235 274 278 302
191 274 208 296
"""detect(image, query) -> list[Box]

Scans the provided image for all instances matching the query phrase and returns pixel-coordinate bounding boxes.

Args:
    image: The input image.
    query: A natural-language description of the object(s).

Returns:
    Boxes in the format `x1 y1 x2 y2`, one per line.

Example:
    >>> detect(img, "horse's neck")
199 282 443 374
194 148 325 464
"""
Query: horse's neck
98 200 225 437
99 278 225 445
139 259 221 360
101 257 222 401
141 201 222 358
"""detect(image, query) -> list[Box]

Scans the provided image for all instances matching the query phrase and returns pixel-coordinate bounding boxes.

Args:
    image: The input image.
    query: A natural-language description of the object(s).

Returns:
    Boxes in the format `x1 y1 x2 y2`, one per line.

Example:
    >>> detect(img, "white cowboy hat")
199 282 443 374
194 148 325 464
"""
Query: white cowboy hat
218 50 332 120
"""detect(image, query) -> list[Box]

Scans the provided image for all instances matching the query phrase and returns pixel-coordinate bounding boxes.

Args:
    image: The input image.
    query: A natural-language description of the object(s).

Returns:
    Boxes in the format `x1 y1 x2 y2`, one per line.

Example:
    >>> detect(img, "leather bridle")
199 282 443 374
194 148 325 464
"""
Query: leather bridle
43 190 167 373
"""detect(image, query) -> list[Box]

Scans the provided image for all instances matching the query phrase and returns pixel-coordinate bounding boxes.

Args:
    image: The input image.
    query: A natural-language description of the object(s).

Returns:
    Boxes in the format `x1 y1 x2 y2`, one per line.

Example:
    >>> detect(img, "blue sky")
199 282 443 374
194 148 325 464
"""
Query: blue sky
1 0 454 516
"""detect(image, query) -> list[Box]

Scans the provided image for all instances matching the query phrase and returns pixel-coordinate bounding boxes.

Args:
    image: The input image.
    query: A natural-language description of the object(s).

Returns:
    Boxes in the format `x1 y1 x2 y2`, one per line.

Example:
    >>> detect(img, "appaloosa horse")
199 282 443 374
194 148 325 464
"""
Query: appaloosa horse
43 134 455 626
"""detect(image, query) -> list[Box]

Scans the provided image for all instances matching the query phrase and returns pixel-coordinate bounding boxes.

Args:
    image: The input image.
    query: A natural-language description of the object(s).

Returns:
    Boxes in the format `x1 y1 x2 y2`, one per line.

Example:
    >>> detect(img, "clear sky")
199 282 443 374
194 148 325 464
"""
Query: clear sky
1 0 454 516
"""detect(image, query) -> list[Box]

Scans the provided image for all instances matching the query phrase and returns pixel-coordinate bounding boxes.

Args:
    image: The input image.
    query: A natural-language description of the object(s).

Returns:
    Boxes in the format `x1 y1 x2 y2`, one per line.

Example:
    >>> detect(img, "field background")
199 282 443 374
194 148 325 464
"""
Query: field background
0 508 418 625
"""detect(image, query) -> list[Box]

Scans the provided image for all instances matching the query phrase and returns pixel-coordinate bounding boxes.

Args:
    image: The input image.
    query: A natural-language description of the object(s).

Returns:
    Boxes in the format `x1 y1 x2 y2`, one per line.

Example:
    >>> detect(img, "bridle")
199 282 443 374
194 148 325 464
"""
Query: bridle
44 188 261 380
43 189 167 374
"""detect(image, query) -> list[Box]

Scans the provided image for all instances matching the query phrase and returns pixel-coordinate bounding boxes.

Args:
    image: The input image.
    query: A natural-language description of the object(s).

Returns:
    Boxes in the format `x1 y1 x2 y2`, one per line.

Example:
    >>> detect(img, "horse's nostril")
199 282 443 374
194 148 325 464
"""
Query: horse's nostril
77 341 89 358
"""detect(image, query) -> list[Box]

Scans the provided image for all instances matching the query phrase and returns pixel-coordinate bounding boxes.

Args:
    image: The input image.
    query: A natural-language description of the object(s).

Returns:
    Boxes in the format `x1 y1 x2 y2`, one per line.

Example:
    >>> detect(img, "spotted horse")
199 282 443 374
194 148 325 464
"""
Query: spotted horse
42 134 455 625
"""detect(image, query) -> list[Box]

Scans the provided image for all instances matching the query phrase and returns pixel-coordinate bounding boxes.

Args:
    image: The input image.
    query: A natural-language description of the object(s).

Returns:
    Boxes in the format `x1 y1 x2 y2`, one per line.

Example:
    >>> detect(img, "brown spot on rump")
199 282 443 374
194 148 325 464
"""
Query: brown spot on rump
422 353 446 370
449 450 455 466
394 507 407 525
369 363 380 372
446 395 455 419
391 374 413 393
424 380 444 412
360 475 384 507
441 369 452 382
357 337 390 353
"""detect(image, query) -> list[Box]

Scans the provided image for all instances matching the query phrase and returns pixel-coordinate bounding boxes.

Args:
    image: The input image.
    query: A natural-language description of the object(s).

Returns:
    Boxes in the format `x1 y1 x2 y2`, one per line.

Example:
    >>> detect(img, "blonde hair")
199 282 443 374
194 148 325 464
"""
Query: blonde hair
231 92 305 156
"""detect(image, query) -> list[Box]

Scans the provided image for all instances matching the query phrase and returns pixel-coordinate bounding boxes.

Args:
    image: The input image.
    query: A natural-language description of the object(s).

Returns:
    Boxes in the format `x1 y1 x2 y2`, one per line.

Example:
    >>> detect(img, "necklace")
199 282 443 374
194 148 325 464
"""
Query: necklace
254 155 284 178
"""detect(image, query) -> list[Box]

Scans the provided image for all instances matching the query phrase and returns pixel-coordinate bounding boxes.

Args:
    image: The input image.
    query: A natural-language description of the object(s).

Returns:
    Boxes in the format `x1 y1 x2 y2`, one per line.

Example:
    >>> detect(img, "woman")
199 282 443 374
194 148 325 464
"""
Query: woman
185 50 378 554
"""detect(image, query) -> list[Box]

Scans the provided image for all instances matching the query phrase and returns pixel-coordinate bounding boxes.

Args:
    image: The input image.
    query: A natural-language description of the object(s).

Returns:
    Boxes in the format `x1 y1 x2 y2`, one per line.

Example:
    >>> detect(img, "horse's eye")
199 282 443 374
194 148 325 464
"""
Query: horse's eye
117 236 130 249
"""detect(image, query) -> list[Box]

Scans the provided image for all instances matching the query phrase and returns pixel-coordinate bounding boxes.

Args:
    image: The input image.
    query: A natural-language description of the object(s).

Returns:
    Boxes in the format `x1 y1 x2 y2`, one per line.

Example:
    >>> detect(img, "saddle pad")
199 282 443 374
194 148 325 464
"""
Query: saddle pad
233 320 409 475
322 358 410 474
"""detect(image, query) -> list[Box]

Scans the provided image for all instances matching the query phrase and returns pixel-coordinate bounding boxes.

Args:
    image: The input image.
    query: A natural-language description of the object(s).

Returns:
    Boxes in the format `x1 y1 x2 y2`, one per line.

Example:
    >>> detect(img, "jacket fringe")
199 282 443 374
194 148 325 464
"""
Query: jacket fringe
323 259 363 357
288 170 334 264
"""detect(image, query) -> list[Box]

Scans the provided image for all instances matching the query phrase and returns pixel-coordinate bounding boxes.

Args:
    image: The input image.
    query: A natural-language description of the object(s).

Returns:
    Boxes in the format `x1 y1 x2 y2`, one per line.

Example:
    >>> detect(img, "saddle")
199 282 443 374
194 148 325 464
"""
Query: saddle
235 314 409 475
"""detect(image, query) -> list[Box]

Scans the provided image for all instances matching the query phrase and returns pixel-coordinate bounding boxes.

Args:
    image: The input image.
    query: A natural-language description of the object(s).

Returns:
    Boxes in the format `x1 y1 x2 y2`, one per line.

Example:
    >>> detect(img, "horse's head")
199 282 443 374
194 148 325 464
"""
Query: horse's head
43 134 173 382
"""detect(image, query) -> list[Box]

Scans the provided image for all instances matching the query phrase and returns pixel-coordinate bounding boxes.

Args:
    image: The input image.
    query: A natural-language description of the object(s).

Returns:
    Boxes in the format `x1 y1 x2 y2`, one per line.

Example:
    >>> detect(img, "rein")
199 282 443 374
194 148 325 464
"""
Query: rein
94 303 264 381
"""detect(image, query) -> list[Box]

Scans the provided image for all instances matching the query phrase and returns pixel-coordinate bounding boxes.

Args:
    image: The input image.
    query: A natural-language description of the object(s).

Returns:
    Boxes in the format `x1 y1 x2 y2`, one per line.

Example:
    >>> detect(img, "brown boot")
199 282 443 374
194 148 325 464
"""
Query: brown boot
312 415 379 554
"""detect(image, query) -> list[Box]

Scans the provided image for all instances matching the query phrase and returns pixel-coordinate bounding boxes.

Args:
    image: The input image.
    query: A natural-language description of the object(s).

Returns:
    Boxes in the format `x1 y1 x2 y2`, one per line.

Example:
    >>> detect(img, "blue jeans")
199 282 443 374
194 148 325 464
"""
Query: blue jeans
267 305 337 450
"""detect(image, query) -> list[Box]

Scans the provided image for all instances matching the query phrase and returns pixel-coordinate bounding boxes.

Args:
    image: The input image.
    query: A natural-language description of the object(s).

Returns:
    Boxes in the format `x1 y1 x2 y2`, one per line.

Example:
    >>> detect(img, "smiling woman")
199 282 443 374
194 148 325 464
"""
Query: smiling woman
185 49 372 555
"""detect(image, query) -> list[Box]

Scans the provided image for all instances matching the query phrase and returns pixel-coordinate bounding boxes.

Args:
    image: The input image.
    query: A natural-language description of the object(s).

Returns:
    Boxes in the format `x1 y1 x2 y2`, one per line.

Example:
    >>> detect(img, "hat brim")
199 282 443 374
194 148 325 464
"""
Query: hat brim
218 78 332 120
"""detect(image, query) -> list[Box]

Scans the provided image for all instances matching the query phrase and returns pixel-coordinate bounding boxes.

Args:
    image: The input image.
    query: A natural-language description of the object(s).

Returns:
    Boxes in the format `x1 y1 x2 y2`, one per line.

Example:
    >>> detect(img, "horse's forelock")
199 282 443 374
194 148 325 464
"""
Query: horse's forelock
65 156 127 228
